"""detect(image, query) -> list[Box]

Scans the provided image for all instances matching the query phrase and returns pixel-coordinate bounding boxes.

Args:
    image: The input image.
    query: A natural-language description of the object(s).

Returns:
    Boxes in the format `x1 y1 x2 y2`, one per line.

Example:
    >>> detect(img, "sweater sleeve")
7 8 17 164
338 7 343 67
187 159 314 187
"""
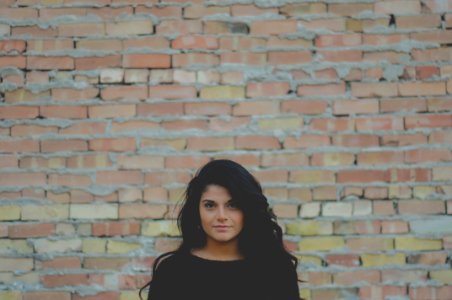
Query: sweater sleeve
146 257 176 300
271 262 300 300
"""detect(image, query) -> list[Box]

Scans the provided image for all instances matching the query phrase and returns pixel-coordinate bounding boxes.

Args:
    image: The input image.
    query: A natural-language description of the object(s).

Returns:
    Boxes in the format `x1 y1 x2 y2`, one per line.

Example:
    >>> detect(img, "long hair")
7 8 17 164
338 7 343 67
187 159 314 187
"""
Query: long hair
139 159 298 299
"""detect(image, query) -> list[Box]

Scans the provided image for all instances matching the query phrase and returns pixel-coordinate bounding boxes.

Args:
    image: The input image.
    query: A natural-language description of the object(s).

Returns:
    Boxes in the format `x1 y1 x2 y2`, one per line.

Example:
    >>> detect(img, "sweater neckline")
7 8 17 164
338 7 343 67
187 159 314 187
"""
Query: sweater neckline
188 252 246 264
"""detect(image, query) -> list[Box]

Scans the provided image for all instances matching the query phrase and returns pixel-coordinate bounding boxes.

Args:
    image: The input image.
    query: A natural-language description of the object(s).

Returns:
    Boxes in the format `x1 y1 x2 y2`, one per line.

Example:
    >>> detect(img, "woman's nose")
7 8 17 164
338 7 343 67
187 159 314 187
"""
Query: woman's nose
216 206 227 220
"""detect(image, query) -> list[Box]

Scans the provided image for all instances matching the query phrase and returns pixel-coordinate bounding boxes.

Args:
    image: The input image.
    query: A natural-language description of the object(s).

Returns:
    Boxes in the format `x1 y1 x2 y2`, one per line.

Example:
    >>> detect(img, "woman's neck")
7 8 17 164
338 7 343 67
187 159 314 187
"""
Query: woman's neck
192 240 243 261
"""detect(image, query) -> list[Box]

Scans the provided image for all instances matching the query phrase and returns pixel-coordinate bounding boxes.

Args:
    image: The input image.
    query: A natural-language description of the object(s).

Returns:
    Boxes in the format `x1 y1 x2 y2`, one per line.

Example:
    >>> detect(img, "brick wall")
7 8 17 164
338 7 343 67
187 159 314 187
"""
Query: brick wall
0 0 451 299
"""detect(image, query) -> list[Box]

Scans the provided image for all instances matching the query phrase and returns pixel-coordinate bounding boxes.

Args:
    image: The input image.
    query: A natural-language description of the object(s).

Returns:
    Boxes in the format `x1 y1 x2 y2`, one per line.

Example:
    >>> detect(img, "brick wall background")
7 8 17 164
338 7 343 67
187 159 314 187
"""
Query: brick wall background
0 0 452 299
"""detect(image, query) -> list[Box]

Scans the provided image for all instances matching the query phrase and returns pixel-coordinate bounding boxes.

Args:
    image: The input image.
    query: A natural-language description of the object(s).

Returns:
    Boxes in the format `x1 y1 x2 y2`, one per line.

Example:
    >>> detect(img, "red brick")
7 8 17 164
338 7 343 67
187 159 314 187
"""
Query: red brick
38 257 81 270
89 138 136 152
310 118 354 131
220 36 266 50
231 4 278 16
187 137 234 151
328 3 373 16
356 116 404 131
60 122 107 135
235 136 280 150
338 170 389 183
73 292 119 300
172 53 219 67
24 292 71 300
88 104 136 118
380 98 427 113
48 174 91 187
0 8 37 19
123 37 169 50
0 155 18 168
41 105 87 119
284 135 330 148
27 56 74 70
144 171 191 186
11 125 58 137
156 20 202 34
76 55 121 70
0 173 46 186
381 220 409 234
318 50 362 62
184 5 229 19
326 254 360 267
162 120 208 131
281 101 327 115
233 101 279 116
316 34 361 47
250 20 297 34
41 140 87 152
399 200 445 214
58 22 105 36
311 152 355 166
209 117 250 132
375 0 420 14
12 25 57 37
334 270 380 285
164 156 210 169
405 149 451 163
0 56 22 68
382 134 427 146
185 102 231 116
52 88 98 101
390 168 431 182
399 81 446 96
333 99 379 115
360 286 407 300
246 82 289 97
42 274 103 288
412 48 452 62
268 51 311 64
333 135 379 147
0 106 39 119
351 82 398 98
358 151 404 165
77 39 122 51
172 35 218 49
119 204 167 219
0 40 26 52
137 103 184 116
221 52 266 65
136 5 182 17
149 85 197 100
100 86 147 101
405 115 452 129
298 83 346 96
122 54 171 68
8 223 55 238
92 221 140 236
410 286 452 300
96 171 143 185
0 140 39 153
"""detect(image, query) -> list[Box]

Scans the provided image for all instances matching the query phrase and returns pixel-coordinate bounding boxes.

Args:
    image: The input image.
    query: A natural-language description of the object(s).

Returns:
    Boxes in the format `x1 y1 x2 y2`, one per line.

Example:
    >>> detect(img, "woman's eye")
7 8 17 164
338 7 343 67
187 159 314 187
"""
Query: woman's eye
204 203 214 208
228 202 239 209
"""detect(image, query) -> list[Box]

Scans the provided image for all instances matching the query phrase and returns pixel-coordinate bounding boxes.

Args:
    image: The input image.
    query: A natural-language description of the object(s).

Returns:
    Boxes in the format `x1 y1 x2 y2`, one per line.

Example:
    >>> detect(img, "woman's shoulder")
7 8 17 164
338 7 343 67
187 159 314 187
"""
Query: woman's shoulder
154 251 189 272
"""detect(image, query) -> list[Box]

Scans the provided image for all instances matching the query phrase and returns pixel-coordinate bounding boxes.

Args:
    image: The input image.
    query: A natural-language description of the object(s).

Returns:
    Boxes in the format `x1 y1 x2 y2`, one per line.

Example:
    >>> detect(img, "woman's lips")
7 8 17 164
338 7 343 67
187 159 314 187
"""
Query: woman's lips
213 225 231 231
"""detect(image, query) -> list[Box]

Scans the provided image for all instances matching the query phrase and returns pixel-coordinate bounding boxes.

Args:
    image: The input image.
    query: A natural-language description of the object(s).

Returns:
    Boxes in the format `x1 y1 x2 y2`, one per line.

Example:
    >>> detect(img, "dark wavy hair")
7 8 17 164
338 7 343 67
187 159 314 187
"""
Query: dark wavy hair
139 159 298 299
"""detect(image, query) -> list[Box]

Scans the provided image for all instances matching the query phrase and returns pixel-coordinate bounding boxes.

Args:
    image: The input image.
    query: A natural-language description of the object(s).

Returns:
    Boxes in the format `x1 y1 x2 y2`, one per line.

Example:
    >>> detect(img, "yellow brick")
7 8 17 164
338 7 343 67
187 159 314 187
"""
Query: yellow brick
299 237 345 251
82 239 106 253
70 204 118 219
433 166 452 180
395 236 442 250
0 258 33 272
361 253 406 267
107 240 142 254
5 89 50 102
120 291 141 300
0 291 21 300
200 86 245 99
298 255 322 266
0 205 21 220
413 186 436 199
430 270 452 284
168 188 185 202
299 288 311 300
142 221 180 237
34 239 82 253
286 221 333 236
0 240 33 254
346 19 363 31
258 117 303 130
290 170 335 184
21 205 69 220
141 138 187 151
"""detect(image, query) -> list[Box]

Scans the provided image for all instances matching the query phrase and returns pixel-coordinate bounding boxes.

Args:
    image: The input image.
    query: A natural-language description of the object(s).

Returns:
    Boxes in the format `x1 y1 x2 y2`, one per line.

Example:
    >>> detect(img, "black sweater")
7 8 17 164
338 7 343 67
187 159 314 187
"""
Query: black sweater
147 252 300 300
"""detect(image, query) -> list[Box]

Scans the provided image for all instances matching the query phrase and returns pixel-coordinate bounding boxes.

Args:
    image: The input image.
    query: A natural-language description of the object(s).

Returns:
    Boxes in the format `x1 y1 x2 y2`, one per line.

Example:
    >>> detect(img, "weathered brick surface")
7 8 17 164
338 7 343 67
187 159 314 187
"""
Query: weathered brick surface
0 0 451 299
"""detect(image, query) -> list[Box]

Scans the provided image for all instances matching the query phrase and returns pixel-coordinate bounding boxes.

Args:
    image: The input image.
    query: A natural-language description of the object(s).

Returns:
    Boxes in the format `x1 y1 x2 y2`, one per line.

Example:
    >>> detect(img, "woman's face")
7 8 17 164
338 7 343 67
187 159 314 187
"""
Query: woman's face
199 184 244 246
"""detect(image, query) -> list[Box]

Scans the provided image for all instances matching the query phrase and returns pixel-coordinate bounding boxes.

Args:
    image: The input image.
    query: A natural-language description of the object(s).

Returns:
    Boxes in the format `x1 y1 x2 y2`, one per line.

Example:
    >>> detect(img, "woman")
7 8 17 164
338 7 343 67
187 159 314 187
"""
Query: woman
140 159 300 300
